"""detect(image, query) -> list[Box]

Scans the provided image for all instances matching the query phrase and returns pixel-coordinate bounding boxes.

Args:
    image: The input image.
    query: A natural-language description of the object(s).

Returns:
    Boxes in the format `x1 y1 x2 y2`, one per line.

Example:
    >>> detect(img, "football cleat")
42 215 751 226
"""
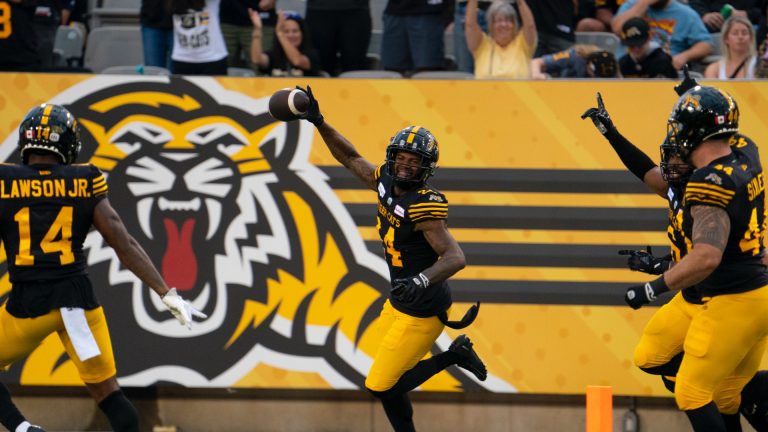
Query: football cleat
449 334 487 381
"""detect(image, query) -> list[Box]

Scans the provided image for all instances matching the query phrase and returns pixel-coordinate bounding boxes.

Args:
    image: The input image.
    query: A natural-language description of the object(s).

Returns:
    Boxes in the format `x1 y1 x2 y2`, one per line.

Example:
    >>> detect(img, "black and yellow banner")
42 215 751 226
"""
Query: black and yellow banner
0 74 767 397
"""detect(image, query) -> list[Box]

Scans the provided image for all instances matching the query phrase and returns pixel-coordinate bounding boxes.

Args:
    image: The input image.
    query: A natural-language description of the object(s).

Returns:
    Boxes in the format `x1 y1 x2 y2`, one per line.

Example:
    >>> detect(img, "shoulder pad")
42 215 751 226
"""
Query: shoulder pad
686 166 736 209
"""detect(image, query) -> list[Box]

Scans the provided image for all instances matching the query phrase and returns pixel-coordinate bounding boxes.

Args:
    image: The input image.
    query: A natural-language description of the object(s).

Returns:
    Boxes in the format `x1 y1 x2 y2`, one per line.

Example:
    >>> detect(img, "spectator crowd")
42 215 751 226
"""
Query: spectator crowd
1 0 768 79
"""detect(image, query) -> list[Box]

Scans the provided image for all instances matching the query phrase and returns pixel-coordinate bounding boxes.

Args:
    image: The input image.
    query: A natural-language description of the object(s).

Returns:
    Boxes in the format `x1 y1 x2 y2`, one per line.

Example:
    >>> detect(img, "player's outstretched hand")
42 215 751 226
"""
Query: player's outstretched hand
296 85 324 126
674 65 700 96
161 288 208 329
581 92 616 135
618 246 672 275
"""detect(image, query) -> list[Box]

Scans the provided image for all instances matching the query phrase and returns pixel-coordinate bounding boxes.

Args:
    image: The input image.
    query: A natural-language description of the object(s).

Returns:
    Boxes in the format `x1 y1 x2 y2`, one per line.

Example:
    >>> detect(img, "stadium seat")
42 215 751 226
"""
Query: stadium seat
52 25 86 67
84 26 143 73
368 29 383 58
227 67 257 77
90 0 140 27
102 65 171 75
338 70 402 79
574 31 621 55
410 71 474 80
278 0 306 15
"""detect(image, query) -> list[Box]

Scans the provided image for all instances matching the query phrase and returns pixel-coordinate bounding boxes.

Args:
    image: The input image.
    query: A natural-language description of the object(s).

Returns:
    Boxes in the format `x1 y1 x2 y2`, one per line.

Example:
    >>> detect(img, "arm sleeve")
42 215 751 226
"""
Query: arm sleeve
603 128 658 181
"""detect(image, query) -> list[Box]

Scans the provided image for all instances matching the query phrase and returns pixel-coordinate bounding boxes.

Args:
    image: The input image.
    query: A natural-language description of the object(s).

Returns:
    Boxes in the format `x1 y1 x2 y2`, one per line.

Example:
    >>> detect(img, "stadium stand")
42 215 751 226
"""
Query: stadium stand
84 26 143 72
52 25 86 67
574 31 622 56
90 0 140 27
410 70 474 79
102 65 171 74
338 70 403 78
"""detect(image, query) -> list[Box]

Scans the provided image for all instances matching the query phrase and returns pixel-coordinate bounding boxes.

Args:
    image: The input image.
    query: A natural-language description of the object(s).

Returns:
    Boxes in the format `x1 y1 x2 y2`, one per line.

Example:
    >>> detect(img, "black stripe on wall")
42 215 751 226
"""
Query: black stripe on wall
352 204 667 231
364 241 669 268
320 166 650 194
449 279 674 306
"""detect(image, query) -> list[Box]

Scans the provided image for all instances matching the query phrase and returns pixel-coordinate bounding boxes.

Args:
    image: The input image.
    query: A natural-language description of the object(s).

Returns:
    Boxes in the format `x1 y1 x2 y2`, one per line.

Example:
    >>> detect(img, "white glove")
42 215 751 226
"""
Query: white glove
161 288 207 329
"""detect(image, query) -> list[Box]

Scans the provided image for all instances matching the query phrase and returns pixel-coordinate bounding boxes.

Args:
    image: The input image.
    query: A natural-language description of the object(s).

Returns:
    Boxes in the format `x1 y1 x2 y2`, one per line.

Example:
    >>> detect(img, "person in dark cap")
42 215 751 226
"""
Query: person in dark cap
618 16 678 78
531 45 620 78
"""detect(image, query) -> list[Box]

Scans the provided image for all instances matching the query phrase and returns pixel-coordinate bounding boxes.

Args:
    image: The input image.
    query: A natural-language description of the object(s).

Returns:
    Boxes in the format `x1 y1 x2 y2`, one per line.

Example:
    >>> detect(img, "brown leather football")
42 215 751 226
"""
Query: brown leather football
268 88 310 121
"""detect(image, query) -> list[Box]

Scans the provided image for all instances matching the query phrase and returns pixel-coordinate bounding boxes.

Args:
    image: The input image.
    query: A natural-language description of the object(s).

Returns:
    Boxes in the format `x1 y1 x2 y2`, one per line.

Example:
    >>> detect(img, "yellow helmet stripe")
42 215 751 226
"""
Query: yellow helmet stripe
407 126 422 144
40 104 54 125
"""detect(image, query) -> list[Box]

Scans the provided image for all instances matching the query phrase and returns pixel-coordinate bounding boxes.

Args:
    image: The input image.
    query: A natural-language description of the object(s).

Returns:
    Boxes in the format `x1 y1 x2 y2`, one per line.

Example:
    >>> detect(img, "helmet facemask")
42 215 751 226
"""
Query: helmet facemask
385 126 439 190
660 135 692 186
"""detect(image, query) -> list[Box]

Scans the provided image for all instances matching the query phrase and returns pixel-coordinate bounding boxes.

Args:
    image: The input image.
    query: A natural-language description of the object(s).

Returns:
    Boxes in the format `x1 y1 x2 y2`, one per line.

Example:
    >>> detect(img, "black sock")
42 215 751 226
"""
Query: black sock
376 391 415 432
641 352 685 376
740 371 768 431
686 402 726 432
0 383 25 431
722 413 742 432
386 351 459 395
97 390 139 432
661 375 676 393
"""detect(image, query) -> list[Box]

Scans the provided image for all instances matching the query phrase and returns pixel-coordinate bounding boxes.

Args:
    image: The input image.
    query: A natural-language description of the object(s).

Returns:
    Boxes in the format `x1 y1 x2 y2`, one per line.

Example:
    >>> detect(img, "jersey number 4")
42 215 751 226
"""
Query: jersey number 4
14 206 75 266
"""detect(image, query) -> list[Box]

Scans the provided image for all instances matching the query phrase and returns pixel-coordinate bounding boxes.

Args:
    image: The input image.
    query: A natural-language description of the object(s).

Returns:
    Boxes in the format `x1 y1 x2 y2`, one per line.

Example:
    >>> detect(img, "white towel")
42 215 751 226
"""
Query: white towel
60 307 101 361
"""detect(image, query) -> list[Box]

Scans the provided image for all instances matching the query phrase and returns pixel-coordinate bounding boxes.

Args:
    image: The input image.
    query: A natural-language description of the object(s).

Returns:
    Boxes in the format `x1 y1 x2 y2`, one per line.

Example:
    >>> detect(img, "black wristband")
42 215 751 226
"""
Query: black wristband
604 129 657 181
649 275 670 297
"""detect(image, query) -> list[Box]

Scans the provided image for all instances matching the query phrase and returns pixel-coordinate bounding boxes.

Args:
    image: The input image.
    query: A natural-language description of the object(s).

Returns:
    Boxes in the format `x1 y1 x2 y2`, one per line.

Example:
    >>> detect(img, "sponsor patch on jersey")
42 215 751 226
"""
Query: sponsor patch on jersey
428 194 443 202
705 173 723 185
378 182 385 198
394 205 404 217
387 197 392 205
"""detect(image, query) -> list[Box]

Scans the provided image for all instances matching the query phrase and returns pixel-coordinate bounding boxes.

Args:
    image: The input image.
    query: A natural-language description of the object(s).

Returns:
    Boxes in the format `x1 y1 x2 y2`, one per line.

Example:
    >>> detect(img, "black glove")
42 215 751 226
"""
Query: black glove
625 276 669 310
674 65 699 96
296 85 324 126
581 92 615 136
391 273 429 303
618 246 672 275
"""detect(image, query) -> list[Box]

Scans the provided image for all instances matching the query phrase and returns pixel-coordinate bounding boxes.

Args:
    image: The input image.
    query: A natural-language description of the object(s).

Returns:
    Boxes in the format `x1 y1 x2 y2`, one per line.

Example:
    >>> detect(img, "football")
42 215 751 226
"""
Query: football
268 88 310 122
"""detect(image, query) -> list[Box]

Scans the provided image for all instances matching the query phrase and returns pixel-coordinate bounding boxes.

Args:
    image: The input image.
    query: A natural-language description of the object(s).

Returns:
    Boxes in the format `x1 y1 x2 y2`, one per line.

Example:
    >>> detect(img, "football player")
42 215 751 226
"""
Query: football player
0 104 206 432
295 86 486 431
583 82 768 430
0 383 44 431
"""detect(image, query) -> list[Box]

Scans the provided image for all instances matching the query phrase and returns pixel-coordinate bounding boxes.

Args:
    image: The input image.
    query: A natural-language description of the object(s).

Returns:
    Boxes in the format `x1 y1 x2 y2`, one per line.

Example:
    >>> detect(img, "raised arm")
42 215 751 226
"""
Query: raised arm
612 0 654 33
517 0 537 50
298 86 377 190
465 0 483 55
581 93 666 197
249 8 270 68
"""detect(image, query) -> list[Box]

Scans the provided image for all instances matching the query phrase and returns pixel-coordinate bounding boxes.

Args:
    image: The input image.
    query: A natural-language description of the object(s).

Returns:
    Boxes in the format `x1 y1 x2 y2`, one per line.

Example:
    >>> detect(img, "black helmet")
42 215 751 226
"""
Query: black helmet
659 137 692 186
18 104 81 165
666 86 738 159
385 125 439 189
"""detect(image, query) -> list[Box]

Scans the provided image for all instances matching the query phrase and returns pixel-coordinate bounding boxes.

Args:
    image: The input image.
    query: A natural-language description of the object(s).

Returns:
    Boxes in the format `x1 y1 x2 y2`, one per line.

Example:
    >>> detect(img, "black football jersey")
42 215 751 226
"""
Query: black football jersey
682 137 768 297
0 0 41 69
374 164 452 317
0 163 107 283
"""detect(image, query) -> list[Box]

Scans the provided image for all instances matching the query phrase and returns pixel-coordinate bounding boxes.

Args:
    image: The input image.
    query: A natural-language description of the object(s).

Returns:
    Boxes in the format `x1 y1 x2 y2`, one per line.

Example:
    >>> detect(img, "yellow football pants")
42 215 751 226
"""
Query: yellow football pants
634 287 768 413
365 300 446 392
0 305 117 383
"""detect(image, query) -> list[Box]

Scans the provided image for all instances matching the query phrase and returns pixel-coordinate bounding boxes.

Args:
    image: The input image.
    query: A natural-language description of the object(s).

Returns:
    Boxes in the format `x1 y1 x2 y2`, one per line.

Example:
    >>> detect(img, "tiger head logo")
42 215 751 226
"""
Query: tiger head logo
0 77 501 392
